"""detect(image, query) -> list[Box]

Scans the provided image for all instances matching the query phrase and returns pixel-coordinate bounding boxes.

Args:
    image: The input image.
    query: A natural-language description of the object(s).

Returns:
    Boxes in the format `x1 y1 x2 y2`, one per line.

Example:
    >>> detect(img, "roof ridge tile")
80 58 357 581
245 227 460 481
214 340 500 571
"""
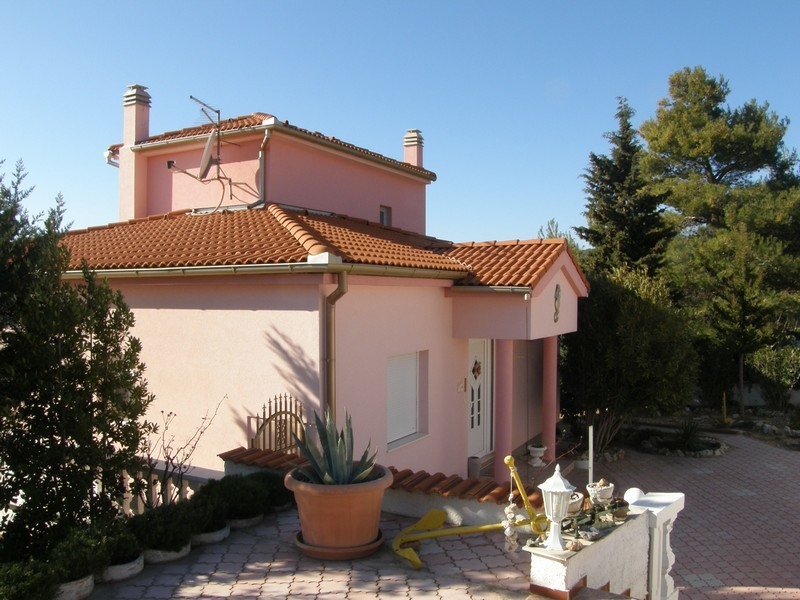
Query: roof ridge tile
267 203 338 257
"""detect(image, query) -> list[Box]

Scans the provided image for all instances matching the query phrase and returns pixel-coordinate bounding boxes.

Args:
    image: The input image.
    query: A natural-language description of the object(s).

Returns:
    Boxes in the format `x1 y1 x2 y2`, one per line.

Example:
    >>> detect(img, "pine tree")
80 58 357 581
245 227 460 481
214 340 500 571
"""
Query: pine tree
576 98 671 274
642 67 800 411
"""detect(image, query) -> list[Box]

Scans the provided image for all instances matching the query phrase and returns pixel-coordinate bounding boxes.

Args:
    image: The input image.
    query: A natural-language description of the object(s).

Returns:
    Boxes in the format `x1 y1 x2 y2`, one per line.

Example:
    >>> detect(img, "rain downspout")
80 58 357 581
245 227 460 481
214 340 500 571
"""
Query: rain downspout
249 130 271 208
325 271 348 418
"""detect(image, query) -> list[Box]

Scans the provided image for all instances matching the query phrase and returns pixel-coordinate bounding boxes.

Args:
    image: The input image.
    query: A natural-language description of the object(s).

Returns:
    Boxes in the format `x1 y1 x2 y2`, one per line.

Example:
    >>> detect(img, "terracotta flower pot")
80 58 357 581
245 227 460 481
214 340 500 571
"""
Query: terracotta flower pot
284 465 393 560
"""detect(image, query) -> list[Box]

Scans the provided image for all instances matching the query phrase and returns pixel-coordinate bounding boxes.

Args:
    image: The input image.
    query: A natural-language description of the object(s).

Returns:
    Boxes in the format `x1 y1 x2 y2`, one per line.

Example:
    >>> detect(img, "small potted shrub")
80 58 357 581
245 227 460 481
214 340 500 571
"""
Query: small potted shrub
127 502 193 564
96 518 144 583
0 560 57 600
284 408 392 560
48 527 107 600
195 474 270 527
187 494 230 545
244 469 294 510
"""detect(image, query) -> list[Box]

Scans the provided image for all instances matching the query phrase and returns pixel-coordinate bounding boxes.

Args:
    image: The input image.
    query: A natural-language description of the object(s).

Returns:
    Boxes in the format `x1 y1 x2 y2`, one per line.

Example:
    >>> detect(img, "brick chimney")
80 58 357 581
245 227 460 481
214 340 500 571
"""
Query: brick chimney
403 129 424 167
119 85 151 221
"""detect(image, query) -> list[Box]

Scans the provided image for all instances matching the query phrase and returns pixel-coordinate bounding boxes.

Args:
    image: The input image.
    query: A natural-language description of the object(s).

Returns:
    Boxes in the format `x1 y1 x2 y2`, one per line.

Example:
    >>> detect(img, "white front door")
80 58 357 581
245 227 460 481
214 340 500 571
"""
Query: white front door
467 339 493 457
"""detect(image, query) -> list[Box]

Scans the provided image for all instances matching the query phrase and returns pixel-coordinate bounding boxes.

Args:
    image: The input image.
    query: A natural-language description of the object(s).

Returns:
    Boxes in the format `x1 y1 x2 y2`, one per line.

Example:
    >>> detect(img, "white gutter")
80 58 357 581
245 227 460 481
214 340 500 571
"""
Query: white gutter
446 285 532 296
129 124 269 153
61 262 467 281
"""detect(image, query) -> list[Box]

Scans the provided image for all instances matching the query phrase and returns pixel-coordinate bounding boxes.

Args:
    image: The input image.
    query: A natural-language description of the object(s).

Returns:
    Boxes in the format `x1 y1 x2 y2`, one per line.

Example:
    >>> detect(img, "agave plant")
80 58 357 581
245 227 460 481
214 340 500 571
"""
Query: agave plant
292 408 377 484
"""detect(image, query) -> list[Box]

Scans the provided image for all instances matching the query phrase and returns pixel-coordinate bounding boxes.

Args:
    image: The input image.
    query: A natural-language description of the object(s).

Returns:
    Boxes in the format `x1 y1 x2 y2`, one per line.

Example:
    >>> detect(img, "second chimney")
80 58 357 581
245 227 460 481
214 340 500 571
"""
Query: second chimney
403 129 424 167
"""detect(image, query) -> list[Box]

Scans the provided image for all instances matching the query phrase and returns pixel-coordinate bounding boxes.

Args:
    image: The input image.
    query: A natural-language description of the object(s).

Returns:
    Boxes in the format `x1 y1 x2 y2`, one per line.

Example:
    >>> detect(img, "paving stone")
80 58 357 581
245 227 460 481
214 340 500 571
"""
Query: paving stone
87 435 800 600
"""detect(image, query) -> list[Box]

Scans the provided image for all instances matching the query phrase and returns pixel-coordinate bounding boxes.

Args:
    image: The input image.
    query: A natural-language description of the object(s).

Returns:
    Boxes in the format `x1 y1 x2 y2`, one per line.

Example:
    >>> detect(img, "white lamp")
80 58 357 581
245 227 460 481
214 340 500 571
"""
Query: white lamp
537 464 575 551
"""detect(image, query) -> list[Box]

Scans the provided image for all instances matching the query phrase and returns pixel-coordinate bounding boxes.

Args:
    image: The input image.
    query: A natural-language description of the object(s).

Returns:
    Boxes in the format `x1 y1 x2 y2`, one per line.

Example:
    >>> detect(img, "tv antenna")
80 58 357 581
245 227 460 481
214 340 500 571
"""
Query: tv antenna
190 95 220 180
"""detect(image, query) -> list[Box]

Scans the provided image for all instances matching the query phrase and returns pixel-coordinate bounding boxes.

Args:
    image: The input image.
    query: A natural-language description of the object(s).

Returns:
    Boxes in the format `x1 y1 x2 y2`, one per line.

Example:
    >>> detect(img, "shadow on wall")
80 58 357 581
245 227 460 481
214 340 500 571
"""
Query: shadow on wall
230 326 320 442
263 326 321 412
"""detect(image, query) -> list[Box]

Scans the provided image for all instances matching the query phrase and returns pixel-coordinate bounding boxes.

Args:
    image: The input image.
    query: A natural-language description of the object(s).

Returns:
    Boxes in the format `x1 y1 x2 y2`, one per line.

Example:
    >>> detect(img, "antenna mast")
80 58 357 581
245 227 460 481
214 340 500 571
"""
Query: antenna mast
190 95 221 179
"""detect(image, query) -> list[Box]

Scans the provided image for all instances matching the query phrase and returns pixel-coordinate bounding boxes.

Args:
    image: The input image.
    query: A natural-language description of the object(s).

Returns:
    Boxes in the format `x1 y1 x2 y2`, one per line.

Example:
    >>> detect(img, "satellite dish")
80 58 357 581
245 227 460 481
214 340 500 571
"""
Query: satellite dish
198 129 216 180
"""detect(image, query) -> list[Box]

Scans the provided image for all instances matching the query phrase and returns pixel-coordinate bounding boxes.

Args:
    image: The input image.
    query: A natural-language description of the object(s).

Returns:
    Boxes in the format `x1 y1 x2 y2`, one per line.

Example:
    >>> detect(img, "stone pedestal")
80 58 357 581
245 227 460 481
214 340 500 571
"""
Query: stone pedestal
522 490 685 600
522 514 649 599
626 491 685 600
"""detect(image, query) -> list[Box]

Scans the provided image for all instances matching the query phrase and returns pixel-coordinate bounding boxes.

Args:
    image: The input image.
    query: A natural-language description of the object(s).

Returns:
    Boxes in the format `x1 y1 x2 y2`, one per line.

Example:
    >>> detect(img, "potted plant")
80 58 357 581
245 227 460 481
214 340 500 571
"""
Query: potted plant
527 442 547 467
187 494 230 545
193 474 270 528
244 469 295 511
284 408 392 560
48 527 107 600
96 518 144 583
586 478 615 504
127 502 192 564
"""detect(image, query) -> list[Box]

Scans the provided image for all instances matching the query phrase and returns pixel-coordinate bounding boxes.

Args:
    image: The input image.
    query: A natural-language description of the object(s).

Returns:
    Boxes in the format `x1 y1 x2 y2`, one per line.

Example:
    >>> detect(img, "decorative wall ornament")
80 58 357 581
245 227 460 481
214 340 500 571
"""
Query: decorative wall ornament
553 283 561 323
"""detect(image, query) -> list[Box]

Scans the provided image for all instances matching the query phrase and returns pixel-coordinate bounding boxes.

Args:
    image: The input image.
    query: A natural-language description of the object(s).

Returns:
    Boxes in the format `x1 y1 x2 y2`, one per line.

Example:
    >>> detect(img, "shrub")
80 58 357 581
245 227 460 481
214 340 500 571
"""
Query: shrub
47 526 108 583
97 518 142 565
673 419 703 452
243 470 294 508
127 503 192 552
0 560 56 600
187 494 228 534
194 475 270 521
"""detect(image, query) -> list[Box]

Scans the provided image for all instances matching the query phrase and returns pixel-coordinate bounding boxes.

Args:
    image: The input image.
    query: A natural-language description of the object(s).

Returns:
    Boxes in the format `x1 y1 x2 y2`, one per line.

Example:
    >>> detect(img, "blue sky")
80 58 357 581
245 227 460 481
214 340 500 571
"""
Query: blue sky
3 1 799 243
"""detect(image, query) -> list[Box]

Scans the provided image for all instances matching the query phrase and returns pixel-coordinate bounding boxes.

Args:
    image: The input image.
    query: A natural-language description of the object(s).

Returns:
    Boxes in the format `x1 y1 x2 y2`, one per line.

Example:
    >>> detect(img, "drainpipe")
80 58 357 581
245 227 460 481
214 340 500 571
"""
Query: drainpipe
325 271 348 418
257 130 271 205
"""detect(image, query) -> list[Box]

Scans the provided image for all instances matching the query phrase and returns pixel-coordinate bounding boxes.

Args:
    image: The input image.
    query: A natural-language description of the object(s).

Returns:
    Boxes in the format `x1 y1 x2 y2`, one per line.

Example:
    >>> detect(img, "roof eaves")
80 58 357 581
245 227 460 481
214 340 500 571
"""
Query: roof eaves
272 121 437 181
61 262 467 281
107 113 437 182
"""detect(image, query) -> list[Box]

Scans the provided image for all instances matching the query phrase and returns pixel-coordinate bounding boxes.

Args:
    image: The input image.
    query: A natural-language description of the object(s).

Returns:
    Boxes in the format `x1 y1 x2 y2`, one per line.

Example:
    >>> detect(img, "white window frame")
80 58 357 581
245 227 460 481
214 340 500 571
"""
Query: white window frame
379 205 392 227
387 350 428 450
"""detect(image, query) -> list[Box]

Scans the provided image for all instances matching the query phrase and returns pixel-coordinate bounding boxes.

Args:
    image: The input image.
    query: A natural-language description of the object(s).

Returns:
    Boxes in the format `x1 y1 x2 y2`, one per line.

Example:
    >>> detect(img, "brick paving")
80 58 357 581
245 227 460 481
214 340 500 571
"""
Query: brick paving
90 433 800 599
596 432 800 599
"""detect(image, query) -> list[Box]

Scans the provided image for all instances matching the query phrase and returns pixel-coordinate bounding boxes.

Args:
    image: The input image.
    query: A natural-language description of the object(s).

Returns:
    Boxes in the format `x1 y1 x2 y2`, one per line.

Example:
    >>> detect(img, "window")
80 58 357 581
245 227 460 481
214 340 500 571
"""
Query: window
387 351 428 448
379 205 392 227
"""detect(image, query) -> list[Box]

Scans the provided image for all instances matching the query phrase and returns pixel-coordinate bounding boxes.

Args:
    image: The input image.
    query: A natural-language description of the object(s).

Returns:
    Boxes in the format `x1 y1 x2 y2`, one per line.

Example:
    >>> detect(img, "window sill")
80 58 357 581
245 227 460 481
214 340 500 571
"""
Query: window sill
387 432 427 452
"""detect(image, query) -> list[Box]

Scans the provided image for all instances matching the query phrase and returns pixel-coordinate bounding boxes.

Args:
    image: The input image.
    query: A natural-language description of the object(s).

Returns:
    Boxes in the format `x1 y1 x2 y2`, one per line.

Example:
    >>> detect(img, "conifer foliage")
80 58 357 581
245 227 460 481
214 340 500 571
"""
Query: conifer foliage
577 98 672 274
0 161 154 560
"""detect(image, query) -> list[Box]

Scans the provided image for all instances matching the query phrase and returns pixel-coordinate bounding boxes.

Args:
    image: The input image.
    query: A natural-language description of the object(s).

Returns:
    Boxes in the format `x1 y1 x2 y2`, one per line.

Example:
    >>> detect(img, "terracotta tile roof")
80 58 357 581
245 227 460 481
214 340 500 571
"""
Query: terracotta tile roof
142 113 273 145
64 205 580 290
63 205 465 274
444 239 587 290
64 207 307 270
218 446 544 510
108 112 436 181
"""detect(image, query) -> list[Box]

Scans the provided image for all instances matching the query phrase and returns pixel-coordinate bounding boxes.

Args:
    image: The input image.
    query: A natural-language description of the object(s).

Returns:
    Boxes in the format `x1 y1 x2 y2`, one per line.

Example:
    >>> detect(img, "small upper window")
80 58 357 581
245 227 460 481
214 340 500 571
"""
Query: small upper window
379 205 392 227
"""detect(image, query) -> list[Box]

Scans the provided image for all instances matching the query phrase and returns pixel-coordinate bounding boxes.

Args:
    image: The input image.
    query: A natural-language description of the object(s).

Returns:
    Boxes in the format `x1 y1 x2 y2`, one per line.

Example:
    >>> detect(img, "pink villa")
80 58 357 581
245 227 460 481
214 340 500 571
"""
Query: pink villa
64 85 589 479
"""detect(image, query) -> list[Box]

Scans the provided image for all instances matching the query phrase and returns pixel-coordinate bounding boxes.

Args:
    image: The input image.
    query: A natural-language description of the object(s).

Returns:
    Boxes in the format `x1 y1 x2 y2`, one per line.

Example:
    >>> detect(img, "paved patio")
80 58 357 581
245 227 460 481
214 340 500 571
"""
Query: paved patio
90 433 800 599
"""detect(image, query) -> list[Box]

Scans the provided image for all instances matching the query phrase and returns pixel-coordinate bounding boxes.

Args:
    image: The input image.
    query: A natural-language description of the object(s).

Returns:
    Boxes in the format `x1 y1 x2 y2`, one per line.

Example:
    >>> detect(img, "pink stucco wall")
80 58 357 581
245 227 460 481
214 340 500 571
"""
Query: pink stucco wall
332 278 468 476
115 274 325 471
451 255 586 341
121 130 428 233
264 135 427 233
104 270 560 477
143 139 261 217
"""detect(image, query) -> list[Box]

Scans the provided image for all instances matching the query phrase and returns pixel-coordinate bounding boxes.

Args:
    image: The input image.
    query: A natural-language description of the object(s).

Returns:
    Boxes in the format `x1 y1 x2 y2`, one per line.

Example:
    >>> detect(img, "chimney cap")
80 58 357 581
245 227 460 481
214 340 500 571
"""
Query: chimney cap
123 84 151 107
403 129 424 146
